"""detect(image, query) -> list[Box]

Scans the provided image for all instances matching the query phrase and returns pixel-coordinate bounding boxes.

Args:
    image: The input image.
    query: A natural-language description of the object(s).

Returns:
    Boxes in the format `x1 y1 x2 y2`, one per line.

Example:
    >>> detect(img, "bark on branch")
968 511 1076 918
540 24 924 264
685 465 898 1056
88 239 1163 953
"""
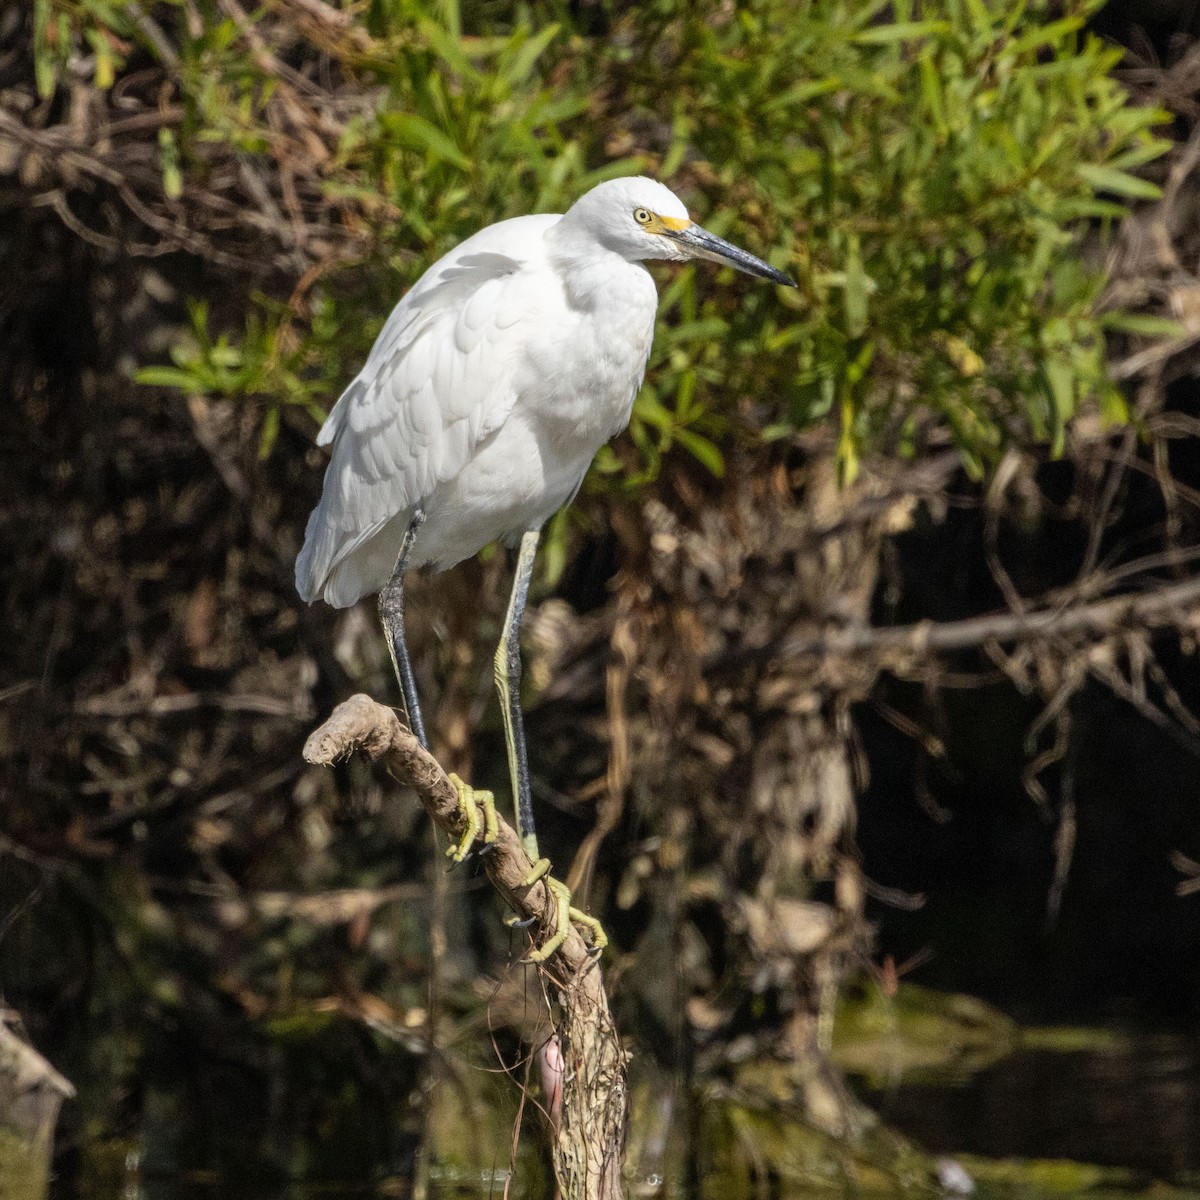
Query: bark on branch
303 694 627 1200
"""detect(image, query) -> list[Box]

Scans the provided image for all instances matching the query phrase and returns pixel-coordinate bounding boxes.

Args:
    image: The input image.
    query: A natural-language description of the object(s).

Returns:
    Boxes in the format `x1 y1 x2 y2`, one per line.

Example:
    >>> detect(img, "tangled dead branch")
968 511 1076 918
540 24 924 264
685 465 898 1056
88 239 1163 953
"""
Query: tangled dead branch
1 8 379 278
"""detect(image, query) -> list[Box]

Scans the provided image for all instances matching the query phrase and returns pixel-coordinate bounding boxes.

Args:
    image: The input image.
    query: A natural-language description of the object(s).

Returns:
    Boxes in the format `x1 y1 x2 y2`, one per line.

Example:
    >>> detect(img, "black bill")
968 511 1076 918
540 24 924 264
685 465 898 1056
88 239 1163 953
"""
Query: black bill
670 223 797 287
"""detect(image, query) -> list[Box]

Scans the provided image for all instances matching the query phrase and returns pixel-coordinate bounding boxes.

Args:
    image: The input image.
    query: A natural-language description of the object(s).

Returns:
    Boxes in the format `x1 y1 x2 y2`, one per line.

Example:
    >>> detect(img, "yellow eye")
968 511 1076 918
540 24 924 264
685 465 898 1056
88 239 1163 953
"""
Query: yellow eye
634 208 652 225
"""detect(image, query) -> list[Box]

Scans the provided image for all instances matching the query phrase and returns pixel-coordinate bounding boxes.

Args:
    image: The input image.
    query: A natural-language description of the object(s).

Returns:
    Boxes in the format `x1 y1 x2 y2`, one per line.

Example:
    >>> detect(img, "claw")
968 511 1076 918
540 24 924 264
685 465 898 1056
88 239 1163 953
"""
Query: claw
568 905 608 955
523 876 573 963
521 856 552 888
479 784 499 846
521 876 609 964
445 774 498 864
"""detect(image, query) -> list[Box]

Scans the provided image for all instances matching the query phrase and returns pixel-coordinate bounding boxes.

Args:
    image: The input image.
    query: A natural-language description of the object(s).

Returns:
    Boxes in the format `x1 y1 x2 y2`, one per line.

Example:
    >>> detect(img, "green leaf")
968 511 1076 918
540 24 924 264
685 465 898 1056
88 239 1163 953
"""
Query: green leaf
1076 164 1162 200
33 0 55 98
1100 312 1189 339
918 53 948 141
837 394 860 485
539 507 571 589
762 77 844 114
86 28 116 89
674 428 726 477
964 0 996 38
1009 17 1084 57
136 366 202 390
843 234 869 339
852 20 949 45
502 24 560 86
384 114 470 170
417 19 475 79
1042 358 1074 456
258 405 280 459
438 0 461 41
1099 382 1131 426
158 128 183 200
1107 138 1174 172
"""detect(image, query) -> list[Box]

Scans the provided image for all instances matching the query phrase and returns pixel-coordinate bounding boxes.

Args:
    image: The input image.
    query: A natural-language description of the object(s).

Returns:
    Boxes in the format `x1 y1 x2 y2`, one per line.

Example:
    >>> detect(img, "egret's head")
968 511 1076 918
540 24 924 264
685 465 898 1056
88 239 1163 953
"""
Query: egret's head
563 176 796 287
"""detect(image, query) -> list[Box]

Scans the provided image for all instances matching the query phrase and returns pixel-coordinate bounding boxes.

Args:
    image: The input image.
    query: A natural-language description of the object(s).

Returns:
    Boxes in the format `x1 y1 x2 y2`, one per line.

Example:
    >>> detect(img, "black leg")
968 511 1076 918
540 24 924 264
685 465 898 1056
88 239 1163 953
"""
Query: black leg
493 529 610 961
495 530 540 861
378 509 428 750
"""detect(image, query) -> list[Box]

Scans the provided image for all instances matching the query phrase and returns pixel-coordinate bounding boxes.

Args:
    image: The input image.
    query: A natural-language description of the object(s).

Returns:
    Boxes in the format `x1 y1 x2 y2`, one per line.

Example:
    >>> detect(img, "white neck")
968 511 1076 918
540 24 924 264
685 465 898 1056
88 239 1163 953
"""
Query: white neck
545 219 653 309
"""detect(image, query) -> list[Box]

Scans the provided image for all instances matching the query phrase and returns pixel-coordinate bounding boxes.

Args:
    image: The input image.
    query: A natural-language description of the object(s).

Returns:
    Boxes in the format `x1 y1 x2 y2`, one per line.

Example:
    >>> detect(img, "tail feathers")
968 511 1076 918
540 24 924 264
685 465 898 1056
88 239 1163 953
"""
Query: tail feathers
296 504 409 609
294 502 334 604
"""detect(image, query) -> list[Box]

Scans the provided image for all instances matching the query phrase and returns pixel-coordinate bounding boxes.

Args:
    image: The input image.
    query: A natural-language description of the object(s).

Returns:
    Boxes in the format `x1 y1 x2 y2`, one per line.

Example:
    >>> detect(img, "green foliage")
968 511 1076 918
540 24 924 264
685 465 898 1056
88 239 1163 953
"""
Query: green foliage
136 300 333 456
135 0 644 462
32 0 133 95
61 0 1168 486
603 0 1169 480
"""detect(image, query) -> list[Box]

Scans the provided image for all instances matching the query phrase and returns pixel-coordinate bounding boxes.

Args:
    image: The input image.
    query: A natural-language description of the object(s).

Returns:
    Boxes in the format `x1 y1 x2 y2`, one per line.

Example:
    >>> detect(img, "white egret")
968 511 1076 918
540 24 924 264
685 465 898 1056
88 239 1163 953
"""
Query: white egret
297 176 794 960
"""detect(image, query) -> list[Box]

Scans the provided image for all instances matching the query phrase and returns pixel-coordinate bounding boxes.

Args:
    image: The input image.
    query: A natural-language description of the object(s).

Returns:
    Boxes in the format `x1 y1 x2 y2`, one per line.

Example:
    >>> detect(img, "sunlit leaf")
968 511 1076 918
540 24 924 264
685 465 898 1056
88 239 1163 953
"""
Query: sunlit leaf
1100 312 1189 339
1076 164 1162 200
383 113 470 170
852 20 950 45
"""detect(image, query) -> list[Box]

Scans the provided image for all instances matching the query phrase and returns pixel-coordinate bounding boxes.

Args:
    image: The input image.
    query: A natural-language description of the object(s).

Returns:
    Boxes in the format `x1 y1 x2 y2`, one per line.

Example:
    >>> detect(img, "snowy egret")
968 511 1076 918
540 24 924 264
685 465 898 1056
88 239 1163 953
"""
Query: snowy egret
297 176 795 960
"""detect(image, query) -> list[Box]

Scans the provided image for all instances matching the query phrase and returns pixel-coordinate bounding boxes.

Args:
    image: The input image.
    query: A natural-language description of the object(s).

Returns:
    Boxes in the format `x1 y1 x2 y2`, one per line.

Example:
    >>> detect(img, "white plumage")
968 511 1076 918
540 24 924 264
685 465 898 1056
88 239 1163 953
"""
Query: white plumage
294 174 793 960
295 176 792 606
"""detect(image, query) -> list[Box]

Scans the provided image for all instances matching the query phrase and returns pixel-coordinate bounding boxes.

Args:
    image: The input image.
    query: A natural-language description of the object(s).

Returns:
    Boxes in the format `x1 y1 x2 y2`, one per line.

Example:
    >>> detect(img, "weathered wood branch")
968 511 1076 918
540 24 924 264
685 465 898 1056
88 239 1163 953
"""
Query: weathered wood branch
303 694 628 1200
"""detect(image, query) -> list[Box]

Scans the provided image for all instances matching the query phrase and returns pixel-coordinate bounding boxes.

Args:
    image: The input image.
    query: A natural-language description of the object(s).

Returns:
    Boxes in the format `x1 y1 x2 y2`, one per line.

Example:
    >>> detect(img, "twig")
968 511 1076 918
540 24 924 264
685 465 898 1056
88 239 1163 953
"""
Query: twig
567 612 635 898
76 690 309 718
269 0 376 51
0 109 257 268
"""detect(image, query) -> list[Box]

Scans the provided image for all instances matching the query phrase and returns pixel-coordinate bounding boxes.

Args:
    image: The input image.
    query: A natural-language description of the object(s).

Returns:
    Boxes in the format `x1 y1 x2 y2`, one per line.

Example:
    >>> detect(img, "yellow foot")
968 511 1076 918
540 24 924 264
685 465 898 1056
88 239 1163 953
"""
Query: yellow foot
521 856 552 887
567 905 608 955
502 862 545 929
444 773 498 864
522 876 609 963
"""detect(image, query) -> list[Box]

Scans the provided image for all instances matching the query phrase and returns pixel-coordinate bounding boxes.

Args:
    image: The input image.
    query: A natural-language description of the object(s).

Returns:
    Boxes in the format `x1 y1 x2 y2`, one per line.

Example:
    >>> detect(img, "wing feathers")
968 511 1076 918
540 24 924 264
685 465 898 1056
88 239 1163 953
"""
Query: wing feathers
296 245 531 606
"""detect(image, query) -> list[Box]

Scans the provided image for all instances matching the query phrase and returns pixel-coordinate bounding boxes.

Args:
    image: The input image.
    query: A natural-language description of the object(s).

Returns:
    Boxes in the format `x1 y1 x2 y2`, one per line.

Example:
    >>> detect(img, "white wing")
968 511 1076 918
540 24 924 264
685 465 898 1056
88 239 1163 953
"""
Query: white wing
296 216 556 607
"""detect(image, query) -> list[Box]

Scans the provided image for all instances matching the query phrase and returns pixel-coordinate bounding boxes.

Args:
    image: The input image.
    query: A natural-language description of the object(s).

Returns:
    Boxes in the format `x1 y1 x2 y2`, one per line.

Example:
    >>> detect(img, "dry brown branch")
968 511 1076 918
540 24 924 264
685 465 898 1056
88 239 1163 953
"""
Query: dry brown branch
566 612 635 899
303 694 628 1200
268 0 376 51
0 16 373 276
770 574 1200 665
76 690 310 719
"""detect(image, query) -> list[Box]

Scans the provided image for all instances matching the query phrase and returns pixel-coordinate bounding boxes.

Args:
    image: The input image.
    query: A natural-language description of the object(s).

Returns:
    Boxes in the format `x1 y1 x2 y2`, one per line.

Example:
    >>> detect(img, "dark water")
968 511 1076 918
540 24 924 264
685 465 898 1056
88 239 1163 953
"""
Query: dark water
863 1030 1200 1183
41 998 1200 1199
